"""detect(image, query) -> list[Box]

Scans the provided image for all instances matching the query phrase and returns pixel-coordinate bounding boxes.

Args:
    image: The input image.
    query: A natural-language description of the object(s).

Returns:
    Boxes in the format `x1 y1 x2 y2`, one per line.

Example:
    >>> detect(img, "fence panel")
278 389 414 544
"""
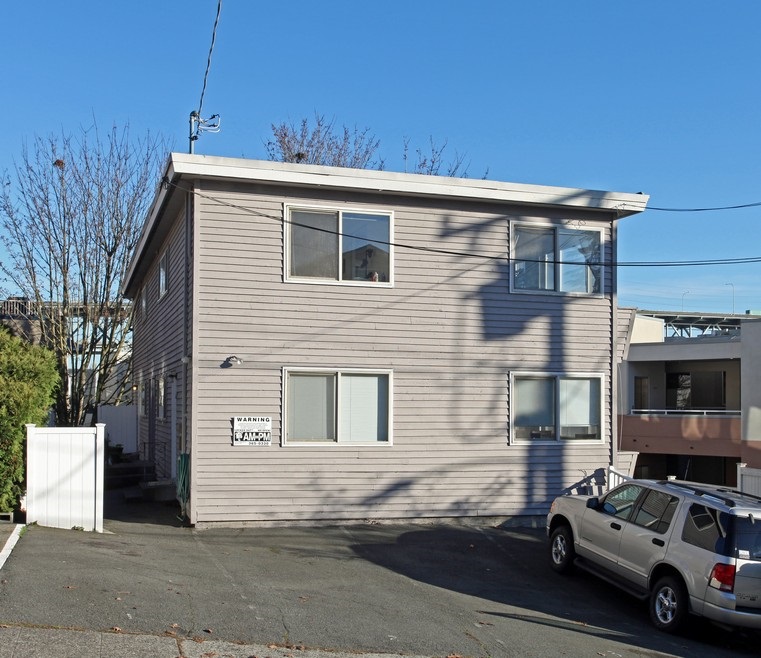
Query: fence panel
98 404 137 453
737 464 761 497
26 423 105 532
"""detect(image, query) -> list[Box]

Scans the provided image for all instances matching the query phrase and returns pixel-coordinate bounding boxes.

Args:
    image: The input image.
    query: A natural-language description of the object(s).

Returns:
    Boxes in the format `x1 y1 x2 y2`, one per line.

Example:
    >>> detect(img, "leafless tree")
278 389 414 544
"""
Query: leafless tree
266 114 383 169
266 114 486 178
402 136 474 177
0 124 168 426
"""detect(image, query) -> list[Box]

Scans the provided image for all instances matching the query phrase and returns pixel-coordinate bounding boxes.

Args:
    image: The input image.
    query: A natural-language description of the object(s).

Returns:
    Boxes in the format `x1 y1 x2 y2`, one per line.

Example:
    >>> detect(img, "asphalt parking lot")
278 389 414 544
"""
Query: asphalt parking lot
0 493 759 657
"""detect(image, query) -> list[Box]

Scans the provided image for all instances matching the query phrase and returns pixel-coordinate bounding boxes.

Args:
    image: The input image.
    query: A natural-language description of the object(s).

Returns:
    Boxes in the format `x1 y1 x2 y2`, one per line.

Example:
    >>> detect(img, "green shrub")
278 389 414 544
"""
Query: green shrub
0 327 59 512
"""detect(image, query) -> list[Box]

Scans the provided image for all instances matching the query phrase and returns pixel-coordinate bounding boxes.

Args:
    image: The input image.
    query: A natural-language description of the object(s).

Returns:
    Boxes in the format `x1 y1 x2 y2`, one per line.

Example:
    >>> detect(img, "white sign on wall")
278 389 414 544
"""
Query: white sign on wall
232 416 272 446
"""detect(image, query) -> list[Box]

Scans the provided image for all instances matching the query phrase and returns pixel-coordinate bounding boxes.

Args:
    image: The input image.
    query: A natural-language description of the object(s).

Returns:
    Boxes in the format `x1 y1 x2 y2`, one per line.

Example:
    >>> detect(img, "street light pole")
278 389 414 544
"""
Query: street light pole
725 283 735 314
682 290 690 311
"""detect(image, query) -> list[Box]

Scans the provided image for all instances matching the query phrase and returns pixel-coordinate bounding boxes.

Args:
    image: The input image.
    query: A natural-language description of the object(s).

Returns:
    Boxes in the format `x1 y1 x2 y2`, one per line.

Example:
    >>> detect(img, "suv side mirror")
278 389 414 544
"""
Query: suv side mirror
586 497 600 510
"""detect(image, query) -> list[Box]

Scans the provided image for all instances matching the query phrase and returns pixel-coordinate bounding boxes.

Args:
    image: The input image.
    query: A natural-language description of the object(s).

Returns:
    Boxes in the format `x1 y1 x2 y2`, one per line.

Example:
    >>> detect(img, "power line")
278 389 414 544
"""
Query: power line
197 0 222 119
648 200 761 212
166 180 761 269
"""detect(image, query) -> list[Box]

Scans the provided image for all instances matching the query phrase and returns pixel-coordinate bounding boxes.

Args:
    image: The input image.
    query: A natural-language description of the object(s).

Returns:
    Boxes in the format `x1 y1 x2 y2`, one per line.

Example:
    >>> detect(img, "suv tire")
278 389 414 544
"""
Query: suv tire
650 575 688 633
549 525 575 574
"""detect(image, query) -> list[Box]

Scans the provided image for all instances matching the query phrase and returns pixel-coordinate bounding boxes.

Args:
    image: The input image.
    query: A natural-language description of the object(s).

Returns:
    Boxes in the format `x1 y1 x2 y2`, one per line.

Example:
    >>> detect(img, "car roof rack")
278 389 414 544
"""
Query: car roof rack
658 480 761 508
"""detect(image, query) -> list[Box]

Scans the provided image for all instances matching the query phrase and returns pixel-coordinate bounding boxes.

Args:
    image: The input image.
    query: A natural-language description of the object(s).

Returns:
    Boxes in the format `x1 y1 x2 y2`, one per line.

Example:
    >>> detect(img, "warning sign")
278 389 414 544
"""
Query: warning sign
232 416 272 446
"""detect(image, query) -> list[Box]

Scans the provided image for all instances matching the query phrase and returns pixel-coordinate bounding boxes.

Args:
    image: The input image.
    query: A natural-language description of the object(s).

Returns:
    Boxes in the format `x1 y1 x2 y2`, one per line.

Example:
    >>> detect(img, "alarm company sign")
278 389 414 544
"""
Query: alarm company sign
232 416 272 446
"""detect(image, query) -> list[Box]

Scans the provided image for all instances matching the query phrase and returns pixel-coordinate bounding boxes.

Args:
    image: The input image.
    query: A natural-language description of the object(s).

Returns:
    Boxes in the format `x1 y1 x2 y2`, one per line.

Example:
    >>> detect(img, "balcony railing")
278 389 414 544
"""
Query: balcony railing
631 408 741 417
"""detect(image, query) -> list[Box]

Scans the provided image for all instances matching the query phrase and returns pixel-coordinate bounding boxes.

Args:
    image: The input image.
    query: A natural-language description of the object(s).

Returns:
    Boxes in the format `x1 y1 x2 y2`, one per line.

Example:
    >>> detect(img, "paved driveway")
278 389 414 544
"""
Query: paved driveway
0 494 758 657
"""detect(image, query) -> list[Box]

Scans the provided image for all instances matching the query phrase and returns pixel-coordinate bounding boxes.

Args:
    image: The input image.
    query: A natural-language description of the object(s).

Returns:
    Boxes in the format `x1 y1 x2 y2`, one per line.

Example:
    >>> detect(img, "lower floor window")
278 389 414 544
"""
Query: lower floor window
285 369 391 444
512 373 602 442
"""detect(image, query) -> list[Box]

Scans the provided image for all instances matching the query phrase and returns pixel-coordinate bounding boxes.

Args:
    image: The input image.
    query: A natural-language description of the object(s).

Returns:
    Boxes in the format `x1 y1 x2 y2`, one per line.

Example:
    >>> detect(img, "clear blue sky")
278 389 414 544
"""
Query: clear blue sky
3 1 760 314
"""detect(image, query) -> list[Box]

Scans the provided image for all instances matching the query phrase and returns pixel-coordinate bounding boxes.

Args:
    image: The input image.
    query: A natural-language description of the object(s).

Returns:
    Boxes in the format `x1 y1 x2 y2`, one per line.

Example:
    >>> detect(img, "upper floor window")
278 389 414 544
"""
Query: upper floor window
159 249 169 298
286 206 392 285
284 368 392 445
511 373 602 443
512 224 602 294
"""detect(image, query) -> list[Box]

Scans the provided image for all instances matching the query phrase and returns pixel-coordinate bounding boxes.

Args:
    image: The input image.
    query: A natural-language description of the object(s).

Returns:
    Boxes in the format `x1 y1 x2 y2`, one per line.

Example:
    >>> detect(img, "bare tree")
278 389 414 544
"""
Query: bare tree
402 136 473 177
266 114 486 178
0 124 167 426
266 114 383 169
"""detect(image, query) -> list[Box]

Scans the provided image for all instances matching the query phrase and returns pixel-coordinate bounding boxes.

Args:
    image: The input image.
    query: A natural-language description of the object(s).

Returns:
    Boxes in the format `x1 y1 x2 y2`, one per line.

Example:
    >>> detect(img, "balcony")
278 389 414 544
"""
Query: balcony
618 410 742 458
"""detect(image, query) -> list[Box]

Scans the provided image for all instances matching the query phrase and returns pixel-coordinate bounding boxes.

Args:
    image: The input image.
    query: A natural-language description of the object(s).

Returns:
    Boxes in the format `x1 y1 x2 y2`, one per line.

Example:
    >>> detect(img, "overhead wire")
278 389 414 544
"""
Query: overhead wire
648 200 761 212
197 0 222 119
165 180 761 269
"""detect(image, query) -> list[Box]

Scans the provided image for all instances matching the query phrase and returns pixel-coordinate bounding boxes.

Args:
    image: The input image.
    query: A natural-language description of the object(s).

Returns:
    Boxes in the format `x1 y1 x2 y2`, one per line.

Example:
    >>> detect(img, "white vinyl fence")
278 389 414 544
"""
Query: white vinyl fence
737 463 761 497
26 423 105 532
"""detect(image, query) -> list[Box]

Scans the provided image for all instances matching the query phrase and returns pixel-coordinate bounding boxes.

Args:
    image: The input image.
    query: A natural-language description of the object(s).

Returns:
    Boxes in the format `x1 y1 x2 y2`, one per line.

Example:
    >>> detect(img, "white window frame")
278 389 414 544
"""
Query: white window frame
510 221 604 296
283 367 393 446
509 371 605 445
141 287 147 318
159 249 169 298
284 204 394 287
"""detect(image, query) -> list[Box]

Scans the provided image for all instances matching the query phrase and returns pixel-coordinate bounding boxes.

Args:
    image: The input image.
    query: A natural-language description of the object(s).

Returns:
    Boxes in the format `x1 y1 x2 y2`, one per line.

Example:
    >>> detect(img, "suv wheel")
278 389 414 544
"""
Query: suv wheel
549 525 575 574
650 575 687 633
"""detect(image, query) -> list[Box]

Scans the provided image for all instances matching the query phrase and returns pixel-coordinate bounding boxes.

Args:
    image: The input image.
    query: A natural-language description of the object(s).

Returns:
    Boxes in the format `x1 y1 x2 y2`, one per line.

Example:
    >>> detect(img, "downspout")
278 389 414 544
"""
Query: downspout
610 216 620 472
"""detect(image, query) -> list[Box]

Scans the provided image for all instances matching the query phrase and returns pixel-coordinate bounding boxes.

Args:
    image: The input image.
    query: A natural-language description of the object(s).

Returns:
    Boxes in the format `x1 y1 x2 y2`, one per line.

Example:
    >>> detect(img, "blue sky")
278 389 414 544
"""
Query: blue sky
3 1 760 314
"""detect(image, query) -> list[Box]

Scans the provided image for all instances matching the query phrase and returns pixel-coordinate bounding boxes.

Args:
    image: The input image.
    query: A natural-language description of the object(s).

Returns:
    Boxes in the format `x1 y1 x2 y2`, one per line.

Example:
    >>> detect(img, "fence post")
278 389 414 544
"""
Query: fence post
95 423 105 533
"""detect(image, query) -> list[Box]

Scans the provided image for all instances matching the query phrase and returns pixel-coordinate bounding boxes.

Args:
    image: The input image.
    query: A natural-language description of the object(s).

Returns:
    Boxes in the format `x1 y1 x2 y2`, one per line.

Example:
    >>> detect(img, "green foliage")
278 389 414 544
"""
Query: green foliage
0 326 59 512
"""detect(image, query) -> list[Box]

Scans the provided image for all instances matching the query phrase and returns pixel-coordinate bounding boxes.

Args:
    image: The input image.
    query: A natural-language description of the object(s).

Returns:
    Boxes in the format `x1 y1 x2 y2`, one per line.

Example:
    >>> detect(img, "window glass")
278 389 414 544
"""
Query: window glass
290 210 339 279
514 227 554 291
513 224 602 294
513 374 602 443
514 377 555 440
340 374 389 443
157 377 165 421
287 373 336 441
288 207 391 283
632 490 679 533
558 229 601 293
734 517 761 561
342 213 390 282
560 377 600 440
601 484 643 520
682 504 730 554
286 370 390 444
159 250 168 297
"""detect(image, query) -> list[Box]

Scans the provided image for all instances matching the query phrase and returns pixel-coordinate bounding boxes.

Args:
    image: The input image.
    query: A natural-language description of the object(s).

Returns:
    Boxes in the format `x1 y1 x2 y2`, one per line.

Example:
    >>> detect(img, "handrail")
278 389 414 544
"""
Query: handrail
630 409 741 417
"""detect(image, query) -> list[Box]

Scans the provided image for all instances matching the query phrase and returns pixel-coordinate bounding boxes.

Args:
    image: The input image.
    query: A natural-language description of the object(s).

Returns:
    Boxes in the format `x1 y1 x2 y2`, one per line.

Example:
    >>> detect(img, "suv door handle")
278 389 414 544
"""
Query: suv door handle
652 538 665 547
610 522 622 531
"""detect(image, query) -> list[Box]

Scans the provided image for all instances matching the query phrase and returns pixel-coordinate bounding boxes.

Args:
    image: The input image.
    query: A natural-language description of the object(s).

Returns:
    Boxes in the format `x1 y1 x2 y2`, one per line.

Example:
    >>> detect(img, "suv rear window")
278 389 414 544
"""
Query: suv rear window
682 504 732 555
683 505 761 559
734 517 761 561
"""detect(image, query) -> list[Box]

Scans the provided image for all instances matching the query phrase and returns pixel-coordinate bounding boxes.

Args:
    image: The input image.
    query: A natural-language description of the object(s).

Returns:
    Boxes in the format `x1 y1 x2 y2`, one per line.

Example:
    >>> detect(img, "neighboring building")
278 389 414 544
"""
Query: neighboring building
617 309 761 485
122 153 648 526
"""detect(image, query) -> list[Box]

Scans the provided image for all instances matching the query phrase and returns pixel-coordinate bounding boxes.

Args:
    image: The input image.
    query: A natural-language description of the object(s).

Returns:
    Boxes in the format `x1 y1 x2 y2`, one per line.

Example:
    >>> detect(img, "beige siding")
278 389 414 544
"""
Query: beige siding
132 207 188 479
188 181 615 524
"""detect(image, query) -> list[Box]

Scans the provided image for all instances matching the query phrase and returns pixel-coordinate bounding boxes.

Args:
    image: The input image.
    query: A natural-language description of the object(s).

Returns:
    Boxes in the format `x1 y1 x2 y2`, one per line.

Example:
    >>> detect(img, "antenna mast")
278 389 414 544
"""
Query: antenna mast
189 0 223 154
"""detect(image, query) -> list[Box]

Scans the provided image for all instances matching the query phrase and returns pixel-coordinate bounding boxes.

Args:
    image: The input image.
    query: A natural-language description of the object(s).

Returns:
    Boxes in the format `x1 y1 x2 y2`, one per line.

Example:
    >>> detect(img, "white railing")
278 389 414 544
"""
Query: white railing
607 466 632 491
737 464 761 497
631 409 741 417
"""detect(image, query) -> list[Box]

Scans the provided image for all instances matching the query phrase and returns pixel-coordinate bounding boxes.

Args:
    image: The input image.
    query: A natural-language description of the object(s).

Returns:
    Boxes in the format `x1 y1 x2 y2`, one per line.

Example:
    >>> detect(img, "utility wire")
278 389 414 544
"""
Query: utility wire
166 180 761 269
648 200 761 212
197 0 222 118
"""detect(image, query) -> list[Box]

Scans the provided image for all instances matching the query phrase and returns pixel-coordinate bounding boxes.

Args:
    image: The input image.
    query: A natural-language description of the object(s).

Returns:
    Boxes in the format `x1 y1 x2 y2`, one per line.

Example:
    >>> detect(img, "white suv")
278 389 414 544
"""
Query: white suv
547 479 761 633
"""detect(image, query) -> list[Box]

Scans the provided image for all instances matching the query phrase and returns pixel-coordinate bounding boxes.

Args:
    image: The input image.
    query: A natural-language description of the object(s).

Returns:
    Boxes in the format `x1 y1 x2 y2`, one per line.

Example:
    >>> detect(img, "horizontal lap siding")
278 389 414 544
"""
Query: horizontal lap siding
191 182 613 523
133 211 187 479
